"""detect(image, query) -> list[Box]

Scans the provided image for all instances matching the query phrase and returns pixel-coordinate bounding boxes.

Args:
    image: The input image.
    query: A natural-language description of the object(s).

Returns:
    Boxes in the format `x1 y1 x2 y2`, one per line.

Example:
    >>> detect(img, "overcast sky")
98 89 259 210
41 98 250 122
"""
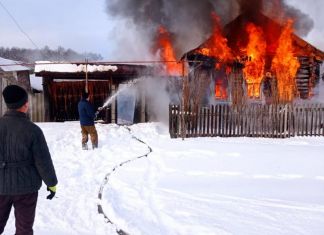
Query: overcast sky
0 0 323 60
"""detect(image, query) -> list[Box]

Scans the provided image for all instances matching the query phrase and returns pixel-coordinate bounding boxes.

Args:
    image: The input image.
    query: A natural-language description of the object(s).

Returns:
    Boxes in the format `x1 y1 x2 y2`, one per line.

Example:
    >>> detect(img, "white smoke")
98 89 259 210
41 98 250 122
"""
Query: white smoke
110 76 181 123
136 76 181 123
106 19 157 61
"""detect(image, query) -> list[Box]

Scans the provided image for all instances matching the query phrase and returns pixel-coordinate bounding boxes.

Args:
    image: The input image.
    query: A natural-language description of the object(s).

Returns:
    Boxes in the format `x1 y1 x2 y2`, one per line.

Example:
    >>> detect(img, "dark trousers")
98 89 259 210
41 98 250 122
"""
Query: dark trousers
0 192 38 235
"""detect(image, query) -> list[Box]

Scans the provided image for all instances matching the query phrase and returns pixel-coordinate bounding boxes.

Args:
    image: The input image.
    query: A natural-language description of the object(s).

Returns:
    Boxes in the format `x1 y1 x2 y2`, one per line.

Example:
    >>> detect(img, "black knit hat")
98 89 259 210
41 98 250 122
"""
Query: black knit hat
2 85 28 109
82 90 89 99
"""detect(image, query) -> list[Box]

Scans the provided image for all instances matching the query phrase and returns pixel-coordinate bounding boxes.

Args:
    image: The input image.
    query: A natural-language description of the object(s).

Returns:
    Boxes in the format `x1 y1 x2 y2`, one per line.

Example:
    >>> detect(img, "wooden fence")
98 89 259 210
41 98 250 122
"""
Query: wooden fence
29 92 45 122
169 104 324 138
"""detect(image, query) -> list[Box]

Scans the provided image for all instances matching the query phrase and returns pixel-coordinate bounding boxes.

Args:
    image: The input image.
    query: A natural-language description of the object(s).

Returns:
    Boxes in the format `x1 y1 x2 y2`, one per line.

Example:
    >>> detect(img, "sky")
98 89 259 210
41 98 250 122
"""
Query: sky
0 0 323 60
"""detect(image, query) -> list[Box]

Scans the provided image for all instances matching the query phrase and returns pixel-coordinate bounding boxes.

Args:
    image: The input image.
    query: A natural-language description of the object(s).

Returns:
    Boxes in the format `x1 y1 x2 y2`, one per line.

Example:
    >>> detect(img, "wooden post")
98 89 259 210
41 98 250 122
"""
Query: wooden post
42 77 52 122
295 104 299 137
111 84 116 124
211 105 214 136
316 104 320 136
216 104 220 136
181 59 188 140
284 104 288 138
319 104 324 136
207 107 211 137
85 59 88 93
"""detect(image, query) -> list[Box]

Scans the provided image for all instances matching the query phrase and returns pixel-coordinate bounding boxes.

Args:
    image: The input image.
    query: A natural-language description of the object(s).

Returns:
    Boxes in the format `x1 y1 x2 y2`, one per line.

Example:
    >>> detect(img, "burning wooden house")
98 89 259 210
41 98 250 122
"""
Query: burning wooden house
184 11 324 105
34 62 152 123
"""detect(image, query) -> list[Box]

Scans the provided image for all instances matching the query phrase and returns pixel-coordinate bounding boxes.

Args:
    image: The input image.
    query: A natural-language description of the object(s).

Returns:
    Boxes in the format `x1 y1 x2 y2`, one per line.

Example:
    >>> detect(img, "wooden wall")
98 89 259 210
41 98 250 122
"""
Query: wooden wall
0 74 45 122
45 80 111 121
29 92 45 122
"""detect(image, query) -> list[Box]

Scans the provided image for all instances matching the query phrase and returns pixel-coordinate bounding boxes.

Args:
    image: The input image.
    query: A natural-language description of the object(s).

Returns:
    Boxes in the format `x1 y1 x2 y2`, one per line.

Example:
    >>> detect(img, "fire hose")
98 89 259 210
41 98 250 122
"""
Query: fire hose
95 106 110 119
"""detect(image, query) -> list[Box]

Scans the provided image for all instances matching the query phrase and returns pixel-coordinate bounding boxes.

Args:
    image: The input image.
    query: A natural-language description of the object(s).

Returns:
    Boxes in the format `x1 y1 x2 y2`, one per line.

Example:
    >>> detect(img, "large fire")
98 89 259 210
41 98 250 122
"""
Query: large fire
243 23 267 98
215 79 228 99
191 12 302 102
271 20 300 102
154 11 304 103
156 26 183 76
197 13 233 64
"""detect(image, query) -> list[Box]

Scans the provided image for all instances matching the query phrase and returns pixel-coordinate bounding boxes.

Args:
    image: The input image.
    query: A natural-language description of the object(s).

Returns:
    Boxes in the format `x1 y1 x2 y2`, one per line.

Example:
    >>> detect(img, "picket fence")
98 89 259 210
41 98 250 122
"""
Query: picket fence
169 103 324 138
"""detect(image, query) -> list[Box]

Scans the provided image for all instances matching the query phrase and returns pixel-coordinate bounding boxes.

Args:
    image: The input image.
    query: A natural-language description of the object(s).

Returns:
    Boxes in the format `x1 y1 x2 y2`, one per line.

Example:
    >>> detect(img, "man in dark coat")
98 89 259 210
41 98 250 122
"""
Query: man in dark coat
78 90 98 150
0 85 58 235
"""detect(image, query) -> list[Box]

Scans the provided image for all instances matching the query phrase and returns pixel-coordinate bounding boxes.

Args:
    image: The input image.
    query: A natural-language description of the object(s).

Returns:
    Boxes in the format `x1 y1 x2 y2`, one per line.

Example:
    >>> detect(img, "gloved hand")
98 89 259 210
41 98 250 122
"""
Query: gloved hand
95 107 103 119
46 185 56 200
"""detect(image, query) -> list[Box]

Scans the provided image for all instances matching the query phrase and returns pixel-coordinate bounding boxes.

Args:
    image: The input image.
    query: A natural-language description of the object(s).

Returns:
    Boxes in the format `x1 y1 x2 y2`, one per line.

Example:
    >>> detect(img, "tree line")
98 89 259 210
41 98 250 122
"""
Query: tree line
0 46 103 63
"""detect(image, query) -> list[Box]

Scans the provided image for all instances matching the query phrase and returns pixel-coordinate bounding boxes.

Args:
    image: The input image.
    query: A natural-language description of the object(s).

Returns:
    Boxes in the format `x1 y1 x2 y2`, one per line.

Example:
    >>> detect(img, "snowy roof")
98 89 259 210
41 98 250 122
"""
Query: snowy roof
0 57 30 72
34 61 118 73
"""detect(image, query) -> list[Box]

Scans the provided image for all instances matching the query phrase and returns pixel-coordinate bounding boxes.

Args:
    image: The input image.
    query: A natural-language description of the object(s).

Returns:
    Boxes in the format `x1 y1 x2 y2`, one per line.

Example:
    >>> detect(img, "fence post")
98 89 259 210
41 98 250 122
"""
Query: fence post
315 104 320 136
318 104 324 136
284 104 288 138
211 105 215 137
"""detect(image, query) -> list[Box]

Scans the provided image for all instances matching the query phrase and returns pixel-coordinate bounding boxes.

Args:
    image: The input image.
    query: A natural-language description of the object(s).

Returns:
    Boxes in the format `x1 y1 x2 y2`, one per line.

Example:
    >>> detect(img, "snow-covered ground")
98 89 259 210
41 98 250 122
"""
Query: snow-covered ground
3 122 324 235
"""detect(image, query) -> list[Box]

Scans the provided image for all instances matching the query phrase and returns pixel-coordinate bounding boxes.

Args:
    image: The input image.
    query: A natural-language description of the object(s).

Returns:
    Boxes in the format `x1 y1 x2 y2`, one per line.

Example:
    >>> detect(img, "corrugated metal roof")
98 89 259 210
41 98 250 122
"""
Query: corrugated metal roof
0 57 30 72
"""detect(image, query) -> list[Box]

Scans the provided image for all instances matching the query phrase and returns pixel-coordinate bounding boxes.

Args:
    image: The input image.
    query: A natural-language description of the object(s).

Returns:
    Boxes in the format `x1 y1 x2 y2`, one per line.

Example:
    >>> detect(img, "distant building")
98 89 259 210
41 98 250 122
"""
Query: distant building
0 57 31 116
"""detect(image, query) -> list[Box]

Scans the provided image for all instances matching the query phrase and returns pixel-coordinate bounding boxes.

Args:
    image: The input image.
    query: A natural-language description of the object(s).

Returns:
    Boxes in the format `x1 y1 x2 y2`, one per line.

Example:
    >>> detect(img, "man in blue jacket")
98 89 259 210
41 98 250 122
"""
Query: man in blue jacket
78 90 98 150
0 85 58 235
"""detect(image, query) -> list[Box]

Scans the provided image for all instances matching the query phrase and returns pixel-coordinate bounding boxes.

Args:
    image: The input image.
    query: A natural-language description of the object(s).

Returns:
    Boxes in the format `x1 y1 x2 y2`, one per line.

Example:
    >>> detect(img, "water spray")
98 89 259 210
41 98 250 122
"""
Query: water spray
95 78 145 117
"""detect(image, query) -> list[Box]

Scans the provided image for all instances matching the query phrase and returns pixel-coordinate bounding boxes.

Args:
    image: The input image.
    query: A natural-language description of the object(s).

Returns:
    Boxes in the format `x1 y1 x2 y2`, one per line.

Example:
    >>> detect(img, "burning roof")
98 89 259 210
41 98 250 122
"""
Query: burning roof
223 11 324 60
187 11 324 61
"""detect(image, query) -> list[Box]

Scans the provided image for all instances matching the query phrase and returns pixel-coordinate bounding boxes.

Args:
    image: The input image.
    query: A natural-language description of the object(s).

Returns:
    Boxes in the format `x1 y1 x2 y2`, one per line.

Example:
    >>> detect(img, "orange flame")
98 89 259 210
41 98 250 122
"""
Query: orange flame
196 12 233 65
156 26 183 76
271 20 300 102
243 23 266 98
215 79 227 99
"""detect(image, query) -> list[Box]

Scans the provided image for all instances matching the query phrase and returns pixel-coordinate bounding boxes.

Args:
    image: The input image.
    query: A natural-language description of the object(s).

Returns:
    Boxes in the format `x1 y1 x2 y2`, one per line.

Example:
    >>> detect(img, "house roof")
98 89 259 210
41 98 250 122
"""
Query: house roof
223 11 324 60
184 11 324 61
0 57 31 72
34 61 118 73
34 62 153 84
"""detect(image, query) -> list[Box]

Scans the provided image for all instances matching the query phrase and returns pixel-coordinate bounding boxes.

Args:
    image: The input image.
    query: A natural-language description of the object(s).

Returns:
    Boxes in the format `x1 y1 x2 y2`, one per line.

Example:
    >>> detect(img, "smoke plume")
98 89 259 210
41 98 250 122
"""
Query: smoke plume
105 0 314 59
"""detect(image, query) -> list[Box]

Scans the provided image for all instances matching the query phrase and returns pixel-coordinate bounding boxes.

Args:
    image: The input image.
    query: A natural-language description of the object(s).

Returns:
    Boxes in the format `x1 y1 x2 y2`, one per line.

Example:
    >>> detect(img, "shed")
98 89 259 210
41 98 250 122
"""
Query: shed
34 62 152 123
0 57 32 116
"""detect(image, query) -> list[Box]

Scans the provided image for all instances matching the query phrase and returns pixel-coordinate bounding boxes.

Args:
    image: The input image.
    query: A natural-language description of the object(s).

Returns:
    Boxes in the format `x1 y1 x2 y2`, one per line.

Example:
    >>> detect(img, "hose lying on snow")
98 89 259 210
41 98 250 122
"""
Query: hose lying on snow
97 126 153 235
